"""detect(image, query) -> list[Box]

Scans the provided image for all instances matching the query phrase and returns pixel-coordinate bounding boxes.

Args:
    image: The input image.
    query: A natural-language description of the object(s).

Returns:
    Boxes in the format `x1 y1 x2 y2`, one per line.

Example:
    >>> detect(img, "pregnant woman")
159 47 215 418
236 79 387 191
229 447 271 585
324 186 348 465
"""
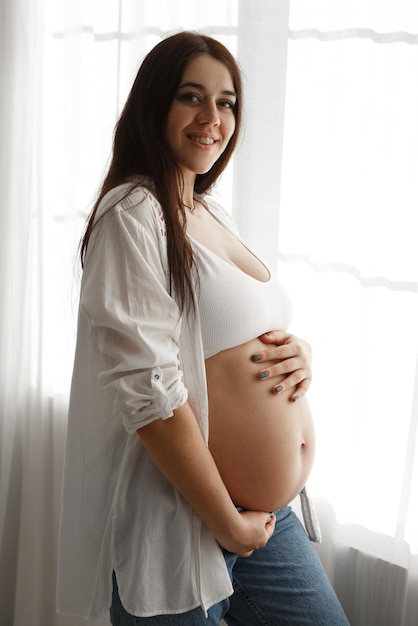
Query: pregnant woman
57 31 349 626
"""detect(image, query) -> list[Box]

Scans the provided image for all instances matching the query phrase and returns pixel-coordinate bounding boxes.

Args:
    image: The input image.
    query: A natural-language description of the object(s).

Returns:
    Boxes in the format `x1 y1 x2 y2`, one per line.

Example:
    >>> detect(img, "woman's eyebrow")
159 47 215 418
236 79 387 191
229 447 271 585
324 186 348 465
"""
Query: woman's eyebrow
178 81 237 97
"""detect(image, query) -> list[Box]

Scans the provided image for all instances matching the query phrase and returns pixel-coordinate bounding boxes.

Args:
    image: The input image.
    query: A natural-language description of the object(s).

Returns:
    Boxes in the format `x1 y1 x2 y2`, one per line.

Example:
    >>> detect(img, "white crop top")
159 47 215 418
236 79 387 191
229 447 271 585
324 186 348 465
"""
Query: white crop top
191 236 293 359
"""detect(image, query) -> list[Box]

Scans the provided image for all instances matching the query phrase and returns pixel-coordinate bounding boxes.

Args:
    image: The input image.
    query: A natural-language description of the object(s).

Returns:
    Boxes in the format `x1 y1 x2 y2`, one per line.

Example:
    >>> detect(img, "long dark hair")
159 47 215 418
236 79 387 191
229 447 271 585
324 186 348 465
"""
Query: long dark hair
81 31 243 313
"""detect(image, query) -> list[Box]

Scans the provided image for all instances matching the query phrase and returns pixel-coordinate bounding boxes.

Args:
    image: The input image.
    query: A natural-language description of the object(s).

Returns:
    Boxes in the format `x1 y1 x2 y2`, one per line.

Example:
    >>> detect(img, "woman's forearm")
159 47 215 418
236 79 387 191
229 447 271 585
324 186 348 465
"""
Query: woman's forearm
137 402 274 556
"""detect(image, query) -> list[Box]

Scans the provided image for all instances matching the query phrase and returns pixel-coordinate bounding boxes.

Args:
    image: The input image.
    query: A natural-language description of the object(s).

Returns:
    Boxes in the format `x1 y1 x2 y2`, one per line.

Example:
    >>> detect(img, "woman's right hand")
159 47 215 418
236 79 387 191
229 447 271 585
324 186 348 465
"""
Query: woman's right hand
216 510 276 557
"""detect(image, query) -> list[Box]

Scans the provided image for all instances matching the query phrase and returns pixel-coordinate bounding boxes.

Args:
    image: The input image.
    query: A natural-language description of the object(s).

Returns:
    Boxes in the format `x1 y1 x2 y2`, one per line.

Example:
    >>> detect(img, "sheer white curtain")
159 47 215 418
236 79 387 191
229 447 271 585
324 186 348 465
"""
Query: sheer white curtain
1 0 418 625
279 3 418 625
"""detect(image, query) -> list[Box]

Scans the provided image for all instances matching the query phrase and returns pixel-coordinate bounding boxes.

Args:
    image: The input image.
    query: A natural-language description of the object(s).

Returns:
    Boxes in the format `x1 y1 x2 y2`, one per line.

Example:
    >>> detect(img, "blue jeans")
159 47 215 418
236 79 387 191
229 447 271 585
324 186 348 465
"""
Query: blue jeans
110 506 350 625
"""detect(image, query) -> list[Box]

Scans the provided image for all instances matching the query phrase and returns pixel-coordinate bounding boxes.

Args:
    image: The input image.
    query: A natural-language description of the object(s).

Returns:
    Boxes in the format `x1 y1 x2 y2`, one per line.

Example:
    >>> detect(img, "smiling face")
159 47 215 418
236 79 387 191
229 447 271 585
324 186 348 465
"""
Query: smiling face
165 54 237 187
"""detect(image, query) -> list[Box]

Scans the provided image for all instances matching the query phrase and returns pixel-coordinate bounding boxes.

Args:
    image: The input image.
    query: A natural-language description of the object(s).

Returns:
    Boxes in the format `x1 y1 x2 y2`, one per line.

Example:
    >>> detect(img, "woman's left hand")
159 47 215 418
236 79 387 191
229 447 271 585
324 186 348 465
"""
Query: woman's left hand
251 330 312 402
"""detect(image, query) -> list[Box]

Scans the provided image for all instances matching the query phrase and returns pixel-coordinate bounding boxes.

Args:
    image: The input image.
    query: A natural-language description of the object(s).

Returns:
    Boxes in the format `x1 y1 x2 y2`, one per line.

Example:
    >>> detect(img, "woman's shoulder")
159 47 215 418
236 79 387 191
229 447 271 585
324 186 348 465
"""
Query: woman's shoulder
96 178 165 233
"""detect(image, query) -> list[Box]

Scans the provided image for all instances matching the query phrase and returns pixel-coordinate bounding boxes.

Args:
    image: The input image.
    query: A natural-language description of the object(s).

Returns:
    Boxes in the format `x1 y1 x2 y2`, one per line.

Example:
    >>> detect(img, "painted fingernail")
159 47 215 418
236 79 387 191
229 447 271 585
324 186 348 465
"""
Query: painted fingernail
274 385 283 394
259 371 269 379
293 395 299 402
251 354 262 362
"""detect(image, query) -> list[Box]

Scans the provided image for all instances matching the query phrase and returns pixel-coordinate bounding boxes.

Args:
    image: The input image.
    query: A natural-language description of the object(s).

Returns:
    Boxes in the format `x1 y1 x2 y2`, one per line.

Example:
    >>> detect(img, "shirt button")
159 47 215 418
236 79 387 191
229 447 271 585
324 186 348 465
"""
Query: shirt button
154 374 160 380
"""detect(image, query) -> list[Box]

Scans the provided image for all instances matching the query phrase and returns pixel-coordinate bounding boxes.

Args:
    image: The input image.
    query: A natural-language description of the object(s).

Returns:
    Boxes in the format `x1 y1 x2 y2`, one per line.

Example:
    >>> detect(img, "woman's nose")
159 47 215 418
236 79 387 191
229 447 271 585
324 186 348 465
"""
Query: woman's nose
196 101 220 126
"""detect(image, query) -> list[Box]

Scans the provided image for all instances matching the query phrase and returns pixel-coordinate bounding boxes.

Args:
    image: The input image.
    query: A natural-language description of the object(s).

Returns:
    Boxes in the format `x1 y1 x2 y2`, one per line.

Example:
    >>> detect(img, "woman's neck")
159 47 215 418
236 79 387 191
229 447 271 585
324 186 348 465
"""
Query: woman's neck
180 172 196 209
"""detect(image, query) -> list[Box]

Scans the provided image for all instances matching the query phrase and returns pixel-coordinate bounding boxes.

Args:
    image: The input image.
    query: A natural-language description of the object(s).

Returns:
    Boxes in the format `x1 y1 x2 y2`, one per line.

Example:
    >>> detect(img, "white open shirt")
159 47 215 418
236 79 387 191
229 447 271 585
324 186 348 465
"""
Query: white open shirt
56 183 233 619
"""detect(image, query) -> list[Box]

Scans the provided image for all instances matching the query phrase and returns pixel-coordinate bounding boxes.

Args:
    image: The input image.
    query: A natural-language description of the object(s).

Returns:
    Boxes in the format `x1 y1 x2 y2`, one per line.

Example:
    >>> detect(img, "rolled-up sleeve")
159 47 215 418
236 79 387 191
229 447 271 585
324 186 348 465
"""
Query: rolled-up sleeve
80 193 188 432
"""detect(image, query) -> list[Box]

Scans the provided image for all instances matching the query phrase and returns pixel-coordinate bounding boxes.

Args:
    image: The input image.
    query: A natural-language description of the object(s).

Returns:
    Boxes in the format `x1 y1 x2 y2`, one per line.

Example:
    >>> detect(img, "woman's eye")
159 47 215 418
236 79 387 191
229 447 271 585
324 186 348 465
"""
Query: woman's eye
219 100 235 110
179 93 200 103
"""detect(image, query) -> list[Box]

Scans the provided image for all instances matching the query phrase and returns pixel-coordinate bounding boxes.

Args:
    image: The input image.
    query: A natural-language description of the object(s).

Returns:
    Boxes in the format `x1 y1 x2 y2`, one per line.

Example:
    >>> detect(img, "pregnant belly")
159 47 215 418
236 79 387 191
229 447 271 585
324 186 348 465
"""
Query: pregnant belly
206 338 315 512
